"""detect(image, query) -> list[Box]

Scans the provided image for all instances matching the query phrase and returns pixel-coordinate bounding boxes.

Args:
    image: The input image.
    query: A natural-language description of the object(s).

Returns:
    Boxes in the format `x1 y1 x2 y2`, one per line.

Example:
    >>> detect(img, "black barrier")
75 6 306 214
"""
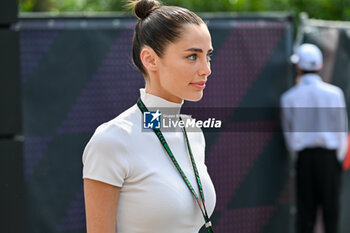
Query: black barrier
0 139 25 233
0 1 25 230
0 30 22 135
18 14 293 233
0 0 18 24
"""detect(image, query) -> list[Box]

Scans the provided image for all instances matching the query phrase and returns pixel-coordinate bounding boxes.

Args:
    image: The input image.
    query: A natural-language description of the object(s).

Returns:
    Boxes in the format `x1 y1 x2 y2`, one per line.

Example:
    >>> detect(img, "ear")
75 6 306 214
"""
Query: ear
140 46 158 72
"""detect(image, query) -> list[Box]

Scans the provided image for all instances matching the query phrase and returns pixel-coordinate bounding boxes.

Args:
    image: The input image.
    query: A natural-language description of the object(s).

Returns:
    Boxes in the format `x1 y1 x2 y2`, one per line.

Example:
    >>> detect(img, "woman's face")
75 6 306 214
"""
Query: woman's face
154 23 213 103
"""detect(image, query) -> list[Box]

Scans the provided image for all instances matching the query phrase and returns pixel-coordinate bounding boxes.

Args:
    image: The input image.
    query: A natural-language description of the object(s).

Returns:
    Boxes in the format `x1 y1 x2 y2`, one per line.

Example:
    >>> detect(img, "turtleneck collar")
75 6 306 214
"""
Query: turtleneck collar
139 88 183 108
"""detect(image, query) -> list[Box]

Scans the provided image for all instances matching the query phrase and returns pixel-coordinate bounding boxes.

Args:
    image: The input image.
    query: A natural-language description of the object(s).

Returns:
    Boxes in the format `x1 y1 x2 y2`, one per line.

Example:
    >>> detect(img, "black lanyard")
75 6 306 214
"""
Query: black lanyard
137 98 214 233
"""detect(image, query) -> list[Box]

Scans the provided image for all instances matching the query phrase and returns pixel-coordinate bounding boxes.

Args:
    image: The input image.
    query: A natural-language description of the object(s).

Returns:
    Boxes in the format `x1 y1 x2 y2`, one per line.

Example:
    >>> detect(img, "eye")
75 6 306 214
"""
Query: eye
187 54 197 61
207 53 213 62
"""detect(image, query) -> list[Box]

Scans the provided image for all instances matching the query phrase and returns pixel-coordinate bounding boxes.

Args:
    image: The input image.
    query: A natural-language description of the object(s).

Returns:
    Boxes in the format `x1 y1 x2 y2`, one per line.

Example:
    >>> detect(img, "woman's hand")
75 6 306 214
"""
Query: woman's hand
84 178 120 233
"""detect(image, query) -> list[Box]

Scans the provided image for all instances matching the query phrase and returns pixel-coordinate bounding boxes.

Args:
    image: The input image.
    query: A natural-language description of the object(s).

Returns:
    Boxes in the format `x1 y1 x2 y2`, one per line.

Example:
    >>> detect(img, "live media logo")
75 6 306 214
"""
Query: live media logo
143 110 162 129
142 109 222 130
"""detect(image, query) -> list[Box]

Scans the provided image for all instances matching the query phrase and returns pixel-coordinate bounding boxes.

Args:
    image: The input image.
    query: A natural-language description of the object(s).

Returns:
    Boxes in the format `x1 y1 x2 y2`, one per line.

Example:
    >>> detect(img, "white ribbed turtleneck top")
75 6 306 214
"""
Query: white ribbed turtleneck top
83 88 216 233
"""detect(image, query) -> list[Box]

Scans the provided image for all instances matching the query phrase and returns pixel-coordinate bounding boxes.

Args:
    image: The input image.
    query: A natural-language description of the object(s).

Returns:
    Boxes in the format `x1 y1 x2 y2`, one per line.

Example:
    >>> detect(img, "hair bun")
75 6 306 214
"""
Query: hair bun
134 0 160 20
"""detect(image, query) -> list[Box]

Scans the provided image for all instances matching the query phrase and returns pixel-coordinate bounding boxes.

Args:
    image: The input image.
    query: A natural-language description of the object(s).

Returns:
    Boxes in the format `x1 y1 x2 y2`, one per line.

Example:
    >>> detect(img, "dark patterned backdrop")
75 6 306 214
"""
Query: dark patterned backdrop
19 15 295 233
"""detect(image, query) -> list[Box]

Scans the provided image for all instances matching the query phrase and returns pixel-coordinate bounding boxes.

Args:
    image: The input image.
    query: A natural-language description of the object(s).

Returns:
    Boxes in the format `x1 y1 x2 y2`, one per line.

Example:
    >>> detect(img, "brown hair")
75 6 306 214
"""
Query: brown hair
127 0 205 75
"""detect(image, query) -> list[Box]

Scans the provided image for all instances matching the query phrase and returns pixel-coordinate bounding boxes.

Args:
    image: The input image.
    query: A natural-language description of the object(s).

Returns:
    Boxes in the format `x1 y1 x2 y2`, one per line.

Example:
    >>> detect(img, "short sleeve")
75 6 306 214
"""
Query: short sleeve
82 124 130 187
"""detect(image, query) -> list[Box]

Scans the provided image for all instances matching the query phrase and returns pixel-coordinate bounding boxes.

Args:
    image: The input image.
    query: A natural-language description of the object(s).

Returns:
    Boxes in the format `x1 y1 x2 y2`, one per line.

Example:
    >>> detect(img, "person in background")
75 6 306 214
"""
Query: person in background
281 43 348 233
82 0 216 233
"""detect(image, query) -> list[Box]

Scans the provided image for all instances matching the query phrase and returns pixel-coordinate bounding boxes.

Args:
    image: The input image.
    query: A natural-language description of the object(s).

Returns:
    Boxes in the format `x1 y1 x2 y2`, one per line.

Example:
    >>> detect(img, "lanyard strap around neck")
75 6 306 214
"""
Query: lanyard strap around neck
136 98 213 233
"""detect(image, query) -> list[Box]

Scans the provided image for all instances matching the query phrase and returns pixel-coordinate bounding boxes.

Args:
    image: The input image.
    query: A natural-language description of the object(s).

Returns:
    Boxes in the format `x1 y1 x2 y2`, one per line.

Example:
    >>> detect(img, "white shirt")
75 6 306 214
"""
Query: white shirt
82 89 216 233
280 74 348 162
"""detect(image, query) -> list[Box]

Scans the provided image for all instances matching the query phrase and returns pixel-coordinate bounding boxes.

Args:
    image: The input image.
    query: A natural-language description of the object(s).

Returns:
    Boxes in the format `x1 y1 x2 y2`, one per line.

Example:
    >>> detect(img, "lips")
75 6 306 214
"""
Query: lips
190 81 206 89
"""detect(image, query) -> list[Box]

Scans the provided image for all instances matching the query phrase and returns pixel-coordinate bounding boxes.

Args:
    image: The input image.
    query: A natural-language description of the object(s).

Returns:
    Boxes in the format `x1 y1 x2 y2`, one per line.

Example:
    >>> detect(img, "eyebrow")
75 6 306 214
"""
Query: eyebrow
185 48 214 53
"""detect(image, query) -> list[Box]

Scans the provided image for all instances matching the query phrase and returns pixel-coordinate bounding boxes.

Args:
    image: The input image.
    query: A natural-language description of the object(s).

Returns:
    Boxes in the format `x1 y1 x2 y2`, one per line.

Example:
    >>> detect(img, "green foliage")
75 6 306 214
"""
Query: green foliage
18 0 350 21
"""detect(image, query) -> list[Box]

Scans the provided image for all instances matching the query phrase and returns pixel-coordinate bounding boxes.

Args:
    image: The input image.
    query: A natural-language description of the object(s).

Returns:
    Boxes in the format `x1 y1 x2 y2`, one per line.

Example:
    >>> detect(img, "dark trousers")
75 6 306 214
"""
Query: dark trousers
296 148 341 233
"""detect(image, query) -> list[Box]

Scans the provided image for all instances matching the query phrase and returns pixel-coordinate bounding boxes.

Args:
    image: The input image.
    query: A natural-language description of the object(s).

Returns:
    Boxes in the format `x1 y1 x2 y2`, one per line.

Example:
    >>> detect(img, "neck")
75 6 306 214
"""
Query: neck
145 83 183 104
139 88 183 107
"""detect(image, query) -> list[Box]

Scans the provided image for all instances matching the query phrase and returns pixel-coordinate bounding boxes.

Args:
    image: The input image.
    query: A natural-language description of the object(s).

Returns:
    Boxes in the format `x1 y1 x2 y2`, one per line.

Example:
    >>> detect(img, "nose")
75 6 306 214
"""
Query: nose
199 59 211 77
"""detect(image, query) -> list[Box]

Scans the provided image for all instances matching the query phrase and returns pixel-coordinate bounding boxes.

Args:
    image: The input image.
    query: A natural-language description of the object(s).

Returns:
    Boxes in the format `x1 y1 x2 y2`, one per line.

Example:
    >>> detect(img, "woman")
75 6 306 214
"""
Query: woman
82 0 216 232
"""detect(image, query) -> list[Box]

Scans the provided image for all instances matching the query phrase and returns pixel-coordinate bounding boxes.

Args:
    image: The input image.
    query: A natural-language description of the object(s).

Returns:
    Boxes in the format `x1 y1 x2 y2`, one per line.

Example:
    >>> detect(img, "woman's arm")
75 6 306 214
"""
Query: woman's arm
84 178 120 233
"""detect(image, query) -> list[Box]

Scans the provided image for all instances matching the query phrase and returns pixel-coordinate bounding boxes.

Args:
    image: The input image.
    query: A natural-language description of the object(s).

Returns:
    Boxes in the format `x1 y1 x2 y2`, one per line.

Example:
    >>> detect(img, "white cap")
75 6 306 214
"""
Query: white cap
290 43 323 71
